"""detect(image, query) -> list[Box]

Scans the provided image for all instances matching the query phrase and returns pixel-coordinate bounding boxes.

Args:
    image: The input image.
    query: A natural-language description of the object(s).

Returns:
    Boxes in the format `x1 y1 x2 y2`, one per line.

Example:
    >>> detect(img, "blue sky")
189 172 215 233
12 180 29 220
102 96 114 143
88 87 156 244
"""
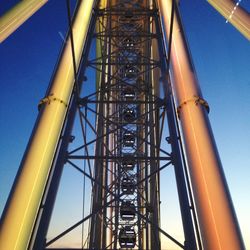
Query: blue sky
0 0 249 249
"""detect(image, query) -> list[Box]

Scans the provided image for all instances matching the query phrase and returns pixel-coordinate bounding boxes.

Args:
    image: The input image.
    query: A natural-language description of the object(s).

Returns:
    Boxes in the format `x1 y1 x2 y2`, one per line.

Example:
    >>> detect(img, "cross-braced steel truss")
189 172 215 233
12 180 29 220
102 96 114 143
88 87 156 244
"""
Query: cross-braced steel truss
30 1 200 249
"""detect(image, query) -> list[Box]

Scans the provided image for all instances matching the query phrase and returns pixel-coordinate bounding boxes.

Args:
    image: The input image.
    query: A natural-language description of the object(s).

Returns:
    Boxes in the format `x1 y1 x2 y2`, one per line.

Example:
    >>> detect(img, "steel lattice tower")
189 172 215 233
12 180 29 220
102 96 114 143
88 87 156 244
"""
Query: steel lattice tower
0 0 247 249
35 1 197 248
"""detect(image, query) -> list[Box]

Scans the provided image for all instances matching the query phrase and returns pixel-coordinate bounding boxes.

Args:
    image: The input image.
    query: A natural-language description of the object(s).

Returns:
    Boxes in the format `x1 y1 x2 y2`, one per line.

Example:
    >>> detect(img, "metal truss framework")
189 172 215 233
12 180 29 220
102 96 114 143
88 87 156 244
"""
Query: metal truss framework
29 0 200 249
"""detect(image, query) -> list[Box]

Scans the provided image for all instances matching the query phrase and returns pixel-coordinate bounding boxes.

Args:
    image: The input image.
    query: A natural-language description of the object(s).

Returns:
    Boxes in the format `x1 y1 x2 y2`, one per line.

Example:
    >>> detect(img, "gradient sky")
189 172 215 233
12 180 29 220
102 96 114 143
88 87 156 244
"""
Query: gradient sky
0 0 250 249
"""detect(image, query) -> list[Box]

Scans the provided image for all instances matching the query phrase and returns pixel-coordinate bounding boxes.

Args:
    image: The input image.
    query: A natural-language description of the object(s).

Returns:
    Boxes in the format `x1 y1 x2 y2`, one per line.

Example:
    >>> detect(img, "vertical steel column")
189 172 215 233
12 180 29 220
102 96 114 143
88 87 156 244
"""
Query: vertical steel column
159 0 245 249
0 1 96 249
147 18 161 249
151 10 162 250
89 73 106 250
0 0 48 43
207 0 250 40
153 3 198 248
30 5 99 248
89 4 109 244
166 92 199 250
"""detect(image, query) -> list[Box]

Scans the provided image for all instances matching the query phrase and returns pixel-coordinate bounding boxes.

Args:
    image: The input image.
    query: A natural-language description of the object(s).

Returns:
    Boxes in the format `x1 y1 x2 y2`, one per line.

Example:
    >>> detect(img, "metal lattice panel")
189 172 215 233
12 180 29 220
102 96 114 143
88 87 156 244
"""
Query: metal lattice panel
29 1 198 249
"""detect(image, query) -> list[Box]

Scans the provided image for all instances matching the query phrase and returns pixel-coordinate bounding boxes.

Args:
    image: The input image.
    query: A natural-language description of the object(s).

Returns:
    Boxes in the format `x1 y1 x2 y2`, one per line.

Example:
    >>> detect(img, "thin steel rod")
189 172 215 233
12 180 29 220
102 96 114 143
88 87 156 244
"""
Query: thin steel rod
67 155 171 160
